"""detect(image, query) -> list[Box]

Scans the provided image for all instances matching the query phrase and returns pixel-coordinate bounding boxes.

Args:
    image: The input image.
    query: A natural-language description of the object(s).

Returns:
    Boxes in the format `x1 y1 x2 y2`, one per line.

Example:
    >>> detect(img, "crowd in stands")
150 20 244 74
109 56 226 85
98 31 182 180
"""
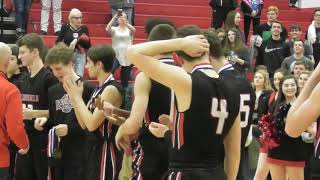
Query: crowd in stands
1 0 320 180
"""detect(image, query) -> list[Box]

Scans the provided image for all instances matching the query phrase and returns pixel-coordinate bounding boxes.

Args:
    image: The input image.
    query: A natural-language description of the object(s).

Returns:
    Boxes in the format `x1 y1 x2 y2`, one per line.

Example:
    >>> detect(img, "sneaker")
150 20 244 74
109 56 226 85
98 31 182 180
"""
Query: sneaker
39 30 47 35
54 31 61 36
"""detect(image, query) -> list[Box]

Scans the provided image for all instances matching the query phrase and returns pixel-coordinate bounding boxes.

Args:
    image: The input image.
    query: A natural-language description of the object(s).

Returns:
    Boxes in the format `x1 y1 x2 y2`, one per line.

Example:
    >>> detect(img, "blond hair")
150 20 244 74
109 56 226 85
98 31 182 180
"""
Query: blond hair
254 70 273 91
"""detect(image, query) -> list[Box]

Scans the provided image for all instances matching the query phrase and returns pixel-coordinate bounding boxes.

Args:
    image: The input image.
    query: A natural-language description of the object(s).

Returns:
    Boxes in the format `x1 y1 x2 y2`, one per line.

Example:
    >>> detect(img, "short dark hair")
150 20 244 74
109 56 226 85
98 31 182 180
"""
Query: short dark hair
144 18 177 36
16 33 45 57
290 24 301 31
9 44 22 65
46 43 74 65
314 8 320 16
176 25 203 62
148 24 177 41
294 61 307 68
203 29 224 59
255 65 268 72
271 20 283 29
87 45 115 72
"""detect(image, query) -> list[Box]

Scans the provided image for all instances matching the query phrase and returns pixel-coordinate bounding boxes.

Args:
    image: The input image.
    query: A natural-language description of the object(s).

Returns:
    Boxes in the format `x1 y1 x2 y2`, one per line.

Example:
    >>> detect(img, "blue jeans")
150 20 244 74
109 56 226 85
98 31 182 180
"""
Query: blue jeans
73 50 86 77
13 0 31 32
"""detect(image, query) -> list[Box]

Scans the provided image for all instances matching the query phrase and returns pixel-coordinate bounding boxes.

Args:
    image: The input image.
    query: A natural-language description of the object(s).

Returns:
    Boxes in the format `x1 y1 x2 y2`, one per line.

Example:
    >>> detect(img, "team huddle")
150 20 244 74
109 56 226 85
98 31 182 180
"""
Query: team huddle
1 18 319 180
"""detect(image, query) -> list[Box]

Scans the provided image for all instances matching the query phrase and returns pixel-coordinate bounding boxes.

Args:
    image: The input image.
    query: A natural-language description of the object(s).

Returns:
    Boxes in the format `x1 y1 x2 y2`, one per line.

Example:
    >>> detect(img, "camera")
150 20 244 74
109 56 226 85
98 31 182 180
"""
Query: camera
117 9 123 16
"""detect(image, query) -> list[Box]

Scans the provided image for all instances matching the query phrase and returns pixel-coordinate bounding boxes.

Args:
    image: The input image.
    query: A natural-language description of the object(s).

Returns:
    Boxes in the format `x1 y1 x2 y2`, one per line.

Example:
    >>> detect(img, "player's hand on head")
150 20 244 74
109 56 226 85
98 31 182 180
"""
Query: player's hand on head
158 114 173 131
148 122 169 138
34 117 48 131
55 124 68 137
182 35 209 57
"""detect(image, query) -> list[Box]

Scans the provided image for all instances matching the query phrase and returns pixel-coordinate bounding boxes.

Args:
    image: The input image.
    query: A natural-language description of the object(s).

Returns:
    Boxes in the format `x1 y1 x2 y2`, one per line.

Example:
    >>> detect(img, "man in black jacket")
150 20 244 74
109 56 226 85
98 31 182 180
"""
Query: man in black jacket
209 0 237 29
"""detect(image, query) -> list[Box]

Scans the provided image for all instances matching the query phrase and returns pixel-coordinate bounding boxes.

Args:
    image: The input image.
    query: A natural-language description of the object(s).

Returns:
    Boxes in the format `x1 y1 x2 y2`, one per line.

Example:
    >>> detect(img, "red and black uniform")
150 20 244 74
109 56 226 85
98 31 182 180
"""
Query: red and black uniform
218 64 256 180
15 67 58 180
267 103 309 167
46 78 94 180
163 65 240 180
85 75 123 180
131 58 174 180
0 72 29 179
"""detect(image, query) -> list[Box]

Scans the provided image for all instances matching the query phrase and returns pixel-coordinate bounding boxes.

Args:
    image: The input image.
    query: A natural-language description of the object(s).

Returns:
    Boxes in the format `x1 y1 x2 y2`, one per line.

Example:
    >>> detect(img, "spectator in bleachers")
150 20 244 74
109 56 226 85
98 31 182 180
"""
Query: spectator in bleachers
224 11 245 42
56 8 91 77
306 9 320 67
256 20 290 78
298 71 311 91
281 40 314 73
39 0 62 35
255 6 288 41
13 0 31 39
224 27 250 77
249 70 273 180
253 68 288 180
288 24 314 62
209 0 237 29
216 28 226 42
106 12 135 88
240 0 264 44
293 61 307 79
108 0 134 25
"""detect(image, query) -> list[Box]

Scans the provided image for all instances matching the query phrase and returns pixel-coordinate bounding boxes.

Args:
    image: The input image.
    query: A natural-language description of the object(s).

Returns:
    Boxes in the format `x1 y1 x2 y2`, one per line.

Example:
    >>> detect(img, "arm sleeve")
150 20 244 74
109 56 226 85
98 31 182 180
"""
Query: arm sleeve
255 44 264 65
240 1 253 14
6 88 29 149
239 48 251 68
56 25 65 44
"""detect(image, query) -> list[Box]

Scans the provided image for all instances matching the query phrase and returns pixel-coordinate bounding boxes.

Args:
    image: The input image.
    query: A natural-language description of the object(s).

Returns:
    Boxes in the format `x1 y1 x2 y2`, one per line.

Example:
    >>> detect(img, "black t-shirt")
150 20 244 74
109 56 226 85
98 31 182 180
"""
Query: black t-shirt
219 65 256 149
47 79 94 150
169 70 239 169
56 23 91 50
19 67 59 133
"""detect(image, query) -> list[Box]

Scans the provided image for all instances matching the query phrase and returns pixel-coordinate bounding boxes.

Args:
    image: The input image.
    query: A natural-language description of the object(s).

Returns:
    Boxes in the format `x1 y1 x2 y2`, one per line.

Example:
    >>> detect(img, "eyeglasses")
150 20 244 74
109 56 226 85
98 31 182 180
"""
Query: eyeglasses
72 16 82 20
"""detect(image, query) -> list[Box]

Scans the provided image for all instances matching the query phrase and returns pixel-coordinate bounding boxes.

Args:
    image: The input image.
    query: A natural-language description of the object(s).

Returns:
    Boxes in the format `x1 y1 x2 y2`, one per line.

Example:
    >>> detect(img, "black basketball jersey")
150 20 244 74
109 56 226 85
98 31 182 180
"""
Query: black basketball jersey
48 79 94 148
169 66 239 169
86 74 123 141
142 58 174 135
219 64 256 149
19 67 59 133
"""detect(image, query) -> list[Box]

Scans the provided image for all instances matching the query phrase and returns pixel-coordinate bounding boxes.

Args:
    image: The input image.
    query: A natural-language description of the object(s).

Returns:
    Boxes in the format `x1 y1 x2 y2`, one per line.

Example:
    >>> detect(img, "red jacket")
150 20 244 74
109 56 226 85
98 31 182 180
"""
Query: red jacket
0 72 29 167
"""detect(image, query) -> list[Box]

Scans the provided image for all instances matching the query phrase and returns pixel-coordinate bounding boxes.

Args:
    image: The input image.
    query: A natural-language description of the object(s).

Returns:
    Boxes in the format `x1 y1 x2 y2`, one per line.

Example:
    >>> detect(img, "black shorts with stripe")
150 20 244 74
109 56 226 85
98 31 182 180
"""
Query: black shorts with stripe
85 139 122 180
161 166 227 180
131 134 169 180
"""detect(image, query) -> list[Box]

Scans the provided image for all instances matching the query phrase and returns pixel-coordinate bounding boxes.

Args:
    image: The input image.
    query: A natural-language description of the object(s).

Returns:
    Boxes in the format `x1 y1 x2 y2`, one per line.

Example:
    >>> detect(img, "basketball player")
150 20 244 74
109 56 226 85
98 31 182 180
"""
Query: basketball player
120 25 241 180
34 43 94 180
204 30 256 180
115 24 177 180
15 33 59 180
63 45 123 180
